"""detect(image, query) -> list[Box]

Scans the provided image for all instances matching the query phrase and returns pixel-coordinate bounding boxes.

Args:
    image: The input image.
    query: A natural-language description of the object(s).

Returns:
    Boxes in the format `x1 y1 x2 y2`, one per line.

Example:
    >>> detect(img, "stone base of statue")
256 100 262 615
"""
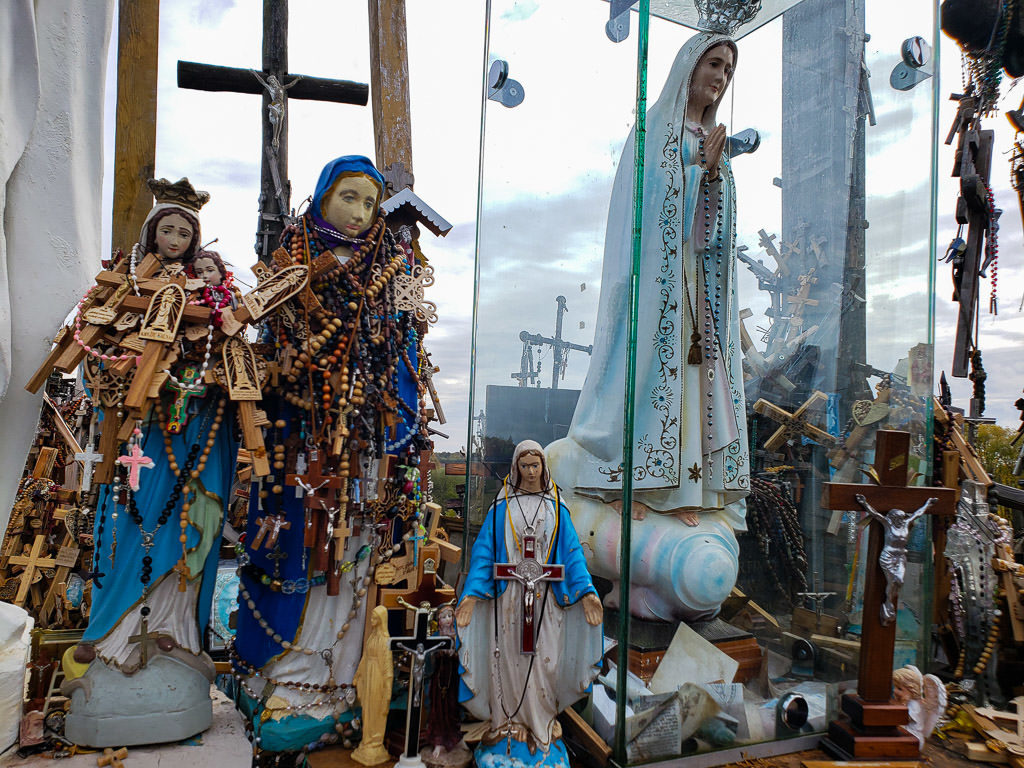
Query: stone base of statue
63 654 214 747
421 741 472 768
474 736 570 768
548 492 738 622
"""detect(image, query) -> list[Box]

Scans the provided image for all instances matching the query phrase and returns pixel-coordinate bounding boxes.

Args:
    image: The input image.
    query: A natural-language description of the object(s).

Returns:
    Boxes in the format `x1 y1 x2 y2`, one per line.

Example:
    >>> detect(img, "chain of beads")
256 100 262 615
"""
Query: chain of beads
72 286 137 362
985 183 999 314
698 133 725 445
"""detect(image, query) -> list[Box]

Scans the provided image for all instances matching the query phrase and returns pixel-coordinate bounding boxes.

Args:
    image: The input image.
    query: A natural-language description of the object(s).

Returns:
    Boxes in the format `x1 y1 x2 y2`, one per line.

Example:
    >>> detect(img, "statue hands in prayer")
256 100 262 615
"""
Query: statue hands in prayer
546 33 749 623
892 664 946 747
458 441 603 768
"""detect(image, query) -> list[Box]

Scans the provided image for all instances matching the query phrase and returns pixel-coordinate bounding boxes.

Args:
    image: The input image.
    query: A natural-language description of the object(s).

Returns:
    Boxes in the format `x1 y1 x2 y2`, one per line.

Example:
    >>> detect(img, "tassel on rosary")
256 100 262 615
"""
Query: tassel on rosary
688 331 703 365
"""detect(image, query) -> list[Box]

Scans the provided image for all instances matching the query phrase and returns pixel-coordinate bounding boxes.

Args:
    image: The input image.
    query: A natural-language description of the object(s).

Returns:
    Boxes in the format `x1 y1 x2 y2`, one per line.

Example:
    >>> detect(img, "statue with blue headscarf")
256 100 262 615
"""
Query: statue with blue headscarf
231 155 431 755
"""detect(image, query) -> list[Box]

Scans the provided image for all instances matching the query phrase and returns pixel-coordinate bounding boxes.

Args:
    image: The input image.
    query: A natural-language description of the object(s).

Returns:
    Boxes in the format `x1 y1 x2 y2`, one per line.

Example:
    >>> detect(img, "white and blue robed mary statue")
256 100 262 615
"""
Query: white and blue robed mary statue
547 32 750 622
457 440 603 768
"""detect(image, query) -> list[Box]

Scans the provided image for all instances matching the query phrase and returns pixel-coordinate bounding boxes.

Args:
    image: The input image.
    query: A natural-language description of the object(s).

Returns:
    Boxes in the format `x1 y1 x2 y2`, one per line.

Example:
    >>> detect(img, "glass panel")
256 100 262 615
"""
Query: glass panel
465 0 937 764
463 0 642 762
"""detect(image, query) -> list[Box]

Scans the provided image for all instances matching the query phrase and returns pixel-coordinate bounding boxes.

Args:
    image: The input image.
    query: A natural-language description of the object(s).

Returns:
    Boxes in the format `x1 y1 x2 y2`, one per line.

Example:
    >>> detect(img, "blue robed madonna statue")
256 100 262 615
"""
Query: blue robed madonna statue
457 440 603 768
547 32 751 622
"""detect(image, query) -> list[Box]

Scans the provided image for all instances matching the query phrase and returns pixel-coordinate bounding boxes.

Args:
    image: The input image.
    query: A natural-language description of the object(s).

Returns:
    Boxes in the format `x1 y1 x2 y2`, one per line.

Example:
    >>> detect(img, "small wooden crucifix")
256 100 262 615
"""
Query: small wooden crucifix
285 455 344 569
177 0 369 259
493 535 564 655
389 606 453 763
7 535 57 607
820 430 956 759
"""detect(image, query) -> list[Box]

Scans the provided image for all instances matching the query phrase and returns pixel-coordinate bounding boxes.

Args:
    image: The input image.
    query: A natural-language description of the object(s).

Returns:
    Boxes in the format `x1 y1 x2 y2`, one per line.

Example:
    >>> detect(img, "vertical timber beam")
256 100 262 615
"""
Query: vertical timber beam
111 0 160 252
257 0 289 259
367 0 414 189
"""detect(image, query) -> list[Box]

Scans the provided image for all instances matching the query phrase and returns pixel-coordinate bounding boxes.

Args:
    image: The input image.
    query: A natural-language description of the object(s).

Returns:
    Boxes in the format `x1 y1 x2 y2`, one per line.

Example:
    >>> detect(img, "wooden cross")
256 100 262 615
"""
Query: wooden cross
7 535 57 607
285 455 344 569
820 430 956 759
177 0 368 260
128 617 162 668
753 391 836 452
251 515 290 550
380 543 456 605
97 746 128 768
389 606 453 763
494 535 565 655
785 270 819 338
945 94 994 377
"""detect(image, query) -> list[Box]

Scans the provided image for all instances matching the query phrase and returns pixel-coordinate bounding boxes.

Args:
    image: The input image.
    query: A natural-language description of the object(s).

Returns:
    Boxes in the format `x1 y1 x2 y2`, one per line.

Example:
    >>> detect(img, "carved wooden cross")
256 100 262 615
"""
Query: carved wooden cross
753 390 836 452
286 455 344 570
251 515 291 550
494 535 564 655
820 430 956 759
389 606 453 762
128 617 162 668
946 94 994 377
98 746 128 768
177 0 368 260
7 535 57 607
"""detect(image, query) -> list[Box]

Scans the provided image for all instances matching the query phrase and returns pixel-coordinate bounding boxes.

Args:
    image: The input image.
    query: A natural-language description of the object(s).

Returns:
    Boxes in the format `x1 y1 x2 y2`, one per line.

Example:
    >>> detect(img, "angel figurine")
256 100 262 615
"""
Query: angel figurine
893 664 947 747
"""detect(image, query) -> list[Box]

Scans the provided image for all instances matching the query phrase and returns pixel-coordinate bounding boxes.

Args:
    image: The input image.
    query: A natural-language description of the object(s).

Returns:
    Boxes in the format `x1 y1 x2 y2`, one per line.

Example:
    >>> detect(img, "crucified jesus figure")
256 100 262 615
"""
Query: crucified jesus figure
855 493 937 626
250 71 301 150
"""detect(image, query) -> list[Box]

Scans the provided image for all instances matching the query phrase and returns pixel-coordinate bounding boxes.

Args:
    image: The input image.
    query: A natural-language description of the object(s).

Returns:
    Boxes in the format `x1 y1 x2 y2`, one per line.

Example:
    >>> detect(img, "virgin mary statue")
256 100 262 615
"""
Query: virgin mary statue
547 32 750 622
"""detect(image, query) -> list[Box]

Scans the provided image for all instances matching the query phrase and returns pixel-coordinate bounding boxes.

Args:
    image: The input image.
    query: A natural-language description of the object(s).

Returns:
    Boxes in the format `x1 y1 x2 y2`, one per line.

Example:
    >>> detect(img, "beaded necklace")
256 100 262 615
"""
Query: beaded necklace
697 129 725 448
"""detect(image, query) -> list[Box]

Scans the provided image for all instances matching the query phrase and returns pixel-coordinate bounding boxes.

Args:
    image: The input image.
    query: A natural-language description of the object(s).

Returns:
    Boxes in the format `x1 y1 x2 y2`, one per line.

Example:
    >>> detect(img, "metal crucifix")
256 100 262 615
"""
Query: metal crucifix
493 535 564 655
177 0 369 260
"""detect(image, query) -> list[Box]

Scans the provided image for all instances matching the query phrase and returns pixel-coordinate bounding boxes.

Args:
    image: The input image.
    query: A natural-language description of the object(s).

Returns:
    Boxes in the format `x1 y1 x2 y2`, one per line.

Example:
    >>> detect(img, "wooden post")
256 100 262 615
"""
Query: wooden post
111 0 159 252
367 0 414 188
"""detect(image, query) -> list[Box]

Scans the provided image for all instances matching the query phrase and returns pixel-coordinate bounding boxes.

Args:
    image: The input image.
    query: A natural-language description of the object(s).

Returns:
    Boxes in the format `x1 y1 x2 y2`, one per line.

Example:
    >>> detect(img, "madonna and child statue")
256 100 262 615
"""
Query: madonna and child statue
547 31 750 622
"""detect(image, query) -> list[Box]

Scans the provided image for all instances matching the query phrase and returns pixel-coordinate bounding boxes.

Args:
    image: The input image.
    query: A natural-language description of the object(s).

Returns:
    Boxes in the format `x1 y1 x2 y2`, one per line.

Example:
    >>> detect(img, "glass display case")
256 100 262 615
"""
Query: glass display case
464 0 939 763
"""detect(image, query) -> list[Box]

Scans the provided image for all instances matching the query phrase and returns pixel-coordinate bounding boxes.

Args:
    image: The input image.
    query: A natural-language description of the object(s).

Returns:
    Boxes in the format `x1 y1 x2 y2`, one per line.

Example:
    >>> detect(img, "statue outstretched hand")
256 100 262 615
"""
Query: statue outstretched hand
456 596 477 628
582 593 603 626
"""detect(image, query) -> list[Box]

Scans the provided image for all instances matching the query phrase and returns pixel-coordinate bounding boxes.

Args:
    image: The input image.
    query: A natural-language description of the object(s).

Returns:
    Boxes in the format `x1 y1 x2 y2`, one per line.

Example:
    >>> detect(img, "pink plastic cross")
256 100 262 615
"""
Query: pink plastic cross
117 442 154 491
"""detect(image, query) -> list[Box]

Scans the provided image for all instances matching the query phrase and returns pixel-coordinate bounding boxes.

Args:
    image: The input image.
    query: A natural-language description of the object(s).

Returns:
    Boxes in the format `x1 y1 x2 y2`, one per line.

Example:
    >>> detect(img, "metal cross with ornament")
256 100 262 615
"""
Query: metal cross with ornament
493 534 564 654
389 605 454 765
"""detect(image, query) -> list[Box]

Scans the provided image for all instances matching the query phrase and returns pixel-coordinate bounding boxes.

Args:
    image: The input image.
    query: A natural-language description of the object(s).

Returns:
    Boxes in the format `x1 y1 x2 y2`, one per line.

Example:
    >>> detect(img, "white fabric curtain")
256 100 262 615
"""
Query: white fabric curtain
0 0 115 532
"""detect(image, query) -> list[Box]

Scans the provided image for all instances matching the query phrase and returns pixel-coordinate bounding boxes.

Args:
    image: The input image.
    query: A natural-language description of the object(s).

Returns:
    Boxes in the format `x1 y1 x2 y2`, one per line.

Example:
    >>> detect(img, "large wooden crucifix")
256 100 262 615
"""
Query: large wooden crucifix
177 0 369 260
946 93 995 378
494 535 564 655
820 430 956 759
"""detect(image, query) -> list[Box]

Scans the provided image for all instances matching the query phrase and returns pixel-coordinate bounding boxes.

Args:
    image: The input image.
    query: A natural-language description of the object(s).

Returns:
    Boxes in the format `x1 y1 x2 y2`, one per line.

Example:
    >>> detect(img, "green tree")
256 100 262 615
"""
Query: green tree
974 424 1021 486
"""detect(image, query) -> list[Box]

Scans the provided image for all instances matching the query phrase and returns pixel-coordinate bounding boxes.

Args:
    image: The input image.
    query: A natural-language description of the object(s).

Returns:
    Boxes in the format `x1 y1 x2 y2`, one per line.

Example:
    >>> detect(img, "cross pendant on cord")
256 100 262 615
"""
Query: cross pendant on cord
493 535 564 655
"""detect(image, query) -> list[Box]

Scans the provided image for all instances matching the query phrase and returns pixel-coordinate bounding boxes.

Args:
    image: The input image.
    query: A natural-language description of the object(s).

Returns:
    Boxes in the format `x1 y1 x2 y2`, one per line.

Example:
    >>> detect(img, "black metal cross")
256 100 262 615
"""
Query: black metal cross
516 295 593 389
389 607 453 761
177 0 369 260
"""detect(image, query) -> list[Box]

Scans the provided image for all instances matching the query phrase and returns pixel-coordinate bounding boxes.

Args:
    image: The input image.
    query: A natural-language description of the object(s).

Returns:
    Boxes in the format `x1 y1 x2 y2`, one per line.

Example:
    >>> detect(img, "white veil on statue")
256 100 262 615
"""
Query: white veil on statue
549 31 749 524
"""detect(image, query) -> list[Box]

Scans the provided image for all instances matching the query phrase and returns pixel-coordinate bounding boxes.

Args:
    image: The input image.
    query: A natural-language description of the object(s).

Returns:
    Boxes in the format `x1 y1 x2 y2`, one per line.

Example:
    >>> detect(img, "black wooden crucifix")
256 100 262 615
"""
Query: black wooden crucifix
820 430 956 759
390 607 453 762
946 93 995 378
177 0 369 260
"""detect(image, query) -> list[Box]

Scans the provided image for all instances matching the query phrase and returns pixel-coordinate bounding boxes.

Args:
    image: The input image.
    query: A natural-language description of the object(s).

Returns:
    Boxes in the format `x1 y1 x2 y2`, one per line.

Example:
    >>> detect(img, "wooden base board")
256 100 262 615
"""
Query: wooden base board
823 717 920 760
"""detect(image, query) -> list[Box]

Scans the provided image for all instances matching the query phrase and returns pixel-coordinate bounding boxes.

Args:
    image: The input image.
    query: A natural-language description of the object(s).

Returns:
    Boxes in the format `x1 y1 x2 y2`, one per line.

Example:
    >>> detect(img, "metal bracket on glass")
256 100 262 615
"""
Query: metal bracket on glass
606 0 639 42
487 60 525 108
725 128 760 158
890 36 932 91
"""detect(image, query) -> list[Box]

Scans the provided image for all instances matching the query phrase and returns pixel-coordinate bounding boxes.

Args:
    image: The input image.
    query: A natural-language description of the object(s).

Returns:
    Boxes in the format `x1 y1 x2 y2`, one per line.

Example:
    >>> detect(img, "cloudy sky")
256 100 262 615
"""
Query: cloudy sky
96 0 1024 452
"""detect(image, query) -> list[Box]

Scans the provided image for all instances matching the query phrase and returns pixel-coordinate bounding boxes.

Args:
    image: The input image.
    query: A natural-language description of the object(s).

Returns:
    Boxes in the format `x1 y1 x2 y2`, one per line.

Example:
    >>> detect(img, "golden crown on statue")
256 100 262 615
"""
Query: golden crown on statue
694 0 762 34
147 177 211 212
